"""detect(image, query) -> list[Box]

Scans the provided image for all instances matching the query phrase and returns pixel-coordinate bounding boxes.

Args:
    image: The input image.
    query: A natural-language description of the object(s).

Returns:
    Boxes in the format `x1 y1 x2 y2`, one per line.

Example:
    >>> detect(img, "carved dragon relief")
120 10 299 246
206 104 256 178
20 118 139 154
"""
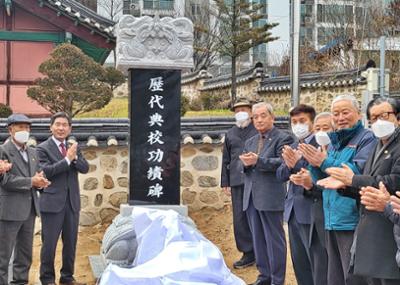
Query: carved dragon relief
116 15 193 70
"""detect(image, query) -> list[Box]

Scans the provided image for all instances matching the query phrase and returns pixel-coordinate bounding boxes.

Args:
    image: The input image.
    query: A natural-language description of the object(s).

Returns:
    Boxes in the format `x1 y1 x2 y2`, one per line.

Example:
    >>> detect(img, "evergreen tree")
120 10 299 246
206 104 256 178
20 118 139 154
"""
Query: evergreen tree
212 0 278 104
102 66 126 91
27 44 113 117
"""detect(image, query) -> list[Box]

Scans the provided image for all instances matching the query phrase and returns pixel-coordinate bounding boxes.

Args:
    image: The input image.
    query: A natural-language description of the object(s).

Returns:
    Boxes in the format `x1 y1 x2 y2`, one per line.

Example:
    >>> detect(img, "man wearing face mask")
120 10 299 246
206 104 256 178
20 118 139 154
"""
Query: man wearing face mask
318 97 400 284
221 98 257 269
313 112 334 149
0 114 50 284
276 104 327 285
287 112 333 285
298 94 377 285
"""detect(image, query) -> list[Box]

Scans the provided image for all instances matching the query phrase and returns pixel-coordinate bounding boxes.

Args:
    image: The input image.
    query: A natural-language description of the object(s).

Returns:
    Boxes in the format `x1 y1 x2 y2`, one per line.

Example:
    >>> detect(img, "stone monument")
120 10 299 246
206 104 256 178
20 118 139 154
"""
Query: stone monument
89 15 194 278
116 14 193 211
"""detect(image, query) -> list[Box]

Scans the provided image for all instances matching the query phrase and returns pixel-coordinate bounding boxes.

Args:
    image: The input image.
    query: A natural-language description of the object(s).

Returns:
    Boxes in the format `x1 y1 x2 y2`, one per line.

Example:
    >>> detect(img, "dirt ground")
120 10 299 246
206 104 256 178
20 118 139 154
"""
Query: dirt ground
29 205 297 285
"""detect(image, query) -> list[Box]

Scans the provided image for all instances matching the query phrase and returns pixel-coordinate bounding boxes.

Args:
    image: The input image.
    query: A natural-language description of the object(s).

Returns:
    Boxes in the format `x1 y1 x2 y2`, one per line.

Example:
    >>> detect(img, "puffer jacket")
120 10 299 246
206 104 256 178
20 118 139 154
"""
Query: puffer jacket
309 121 377 230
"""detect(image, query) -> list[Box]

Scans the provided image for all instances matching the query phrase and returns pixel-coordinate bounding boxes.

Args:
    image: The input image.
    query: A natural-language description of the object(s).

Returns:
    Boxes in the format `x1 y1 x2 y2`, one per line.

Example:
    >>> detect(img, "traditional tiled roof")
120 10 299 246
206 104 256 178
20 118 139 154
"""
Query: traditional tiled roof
181 69 213 85
258 68 366 92
200 64 265 91
42 0 115 39
0 117 290 147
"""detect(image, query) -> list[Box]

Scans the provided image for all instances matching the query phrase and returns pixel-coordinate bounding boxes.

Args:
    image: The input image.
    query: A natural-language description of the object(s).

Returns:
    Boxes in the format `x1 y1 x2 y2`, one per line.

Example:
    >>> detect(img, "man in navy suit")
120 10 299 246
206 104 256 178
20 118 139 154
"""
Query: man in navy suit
240 102 294 285
37 112 89 285
277 105 329 285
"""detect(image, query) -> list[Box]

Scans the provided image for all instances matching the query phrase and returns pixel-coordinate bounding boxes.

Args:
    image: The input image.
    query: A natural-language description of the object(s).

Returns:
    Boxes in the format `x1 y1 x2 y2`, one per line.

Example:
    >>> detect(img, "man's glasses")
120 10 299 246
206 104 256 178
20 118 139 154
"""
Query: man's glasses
370 111 395 123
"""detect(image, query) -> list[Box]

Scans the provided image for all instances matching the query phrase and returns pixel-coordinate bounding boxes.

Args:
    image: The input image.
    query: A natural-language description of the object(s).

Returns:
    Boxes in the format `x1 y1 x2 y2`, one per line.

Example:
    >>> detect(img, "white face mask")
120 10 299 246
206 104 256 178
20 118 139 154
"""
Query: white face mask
291 123 310 140
315 131 331 146
371 119 396 139
14 130 30 144
235 111 251 128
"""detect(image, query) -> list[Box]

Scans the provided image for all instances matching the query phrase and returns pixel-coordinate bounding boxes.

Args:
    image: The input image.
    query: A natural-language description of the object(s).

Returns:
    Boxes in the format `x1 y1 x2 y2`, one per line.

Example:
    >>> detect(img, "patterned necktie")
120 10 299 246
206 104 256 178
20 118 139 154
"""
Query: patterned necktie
60 143 67 157
257 135 265 155
19 148 28 162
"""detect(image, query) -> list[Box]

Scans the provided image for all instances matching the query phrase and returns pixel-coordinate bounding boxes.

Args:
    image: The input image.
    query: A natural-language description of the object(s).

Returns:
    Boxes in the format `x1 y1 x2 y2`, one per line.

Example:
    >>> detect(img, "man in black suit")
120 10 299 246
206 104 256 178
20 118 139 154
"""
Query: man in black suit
37 112 89 285
240 102 294 285
221 98 257 269
0 114 49 284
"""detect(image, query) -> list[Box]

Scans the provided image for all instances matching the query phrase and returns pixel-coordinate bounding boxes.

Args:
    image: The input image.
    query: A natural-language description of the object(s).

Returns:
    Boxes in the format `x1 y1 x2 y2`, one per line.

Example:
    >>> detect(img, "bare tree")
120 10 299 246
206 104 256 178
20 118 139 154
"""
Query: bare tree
97 0 124 66
185 0 219 71
97 0 124 21
278 41 332 76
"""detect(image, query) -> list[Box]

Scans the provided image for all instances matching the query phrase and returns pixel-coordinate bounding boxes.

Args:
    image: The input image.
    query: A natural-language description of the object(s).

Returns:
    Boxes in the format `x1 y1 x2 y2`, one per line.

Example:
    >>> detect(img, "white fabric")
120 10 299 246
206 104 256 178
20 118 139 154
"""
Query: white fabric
99 208 245 285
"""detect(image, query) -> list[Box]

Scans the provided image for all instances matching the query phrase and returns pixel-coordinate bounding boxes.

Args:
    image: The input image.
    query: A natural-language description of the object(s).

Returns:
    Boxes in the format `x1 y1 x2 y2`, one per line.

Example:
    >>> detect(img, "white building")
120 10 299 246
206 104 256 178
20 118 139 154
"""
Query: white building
298 0 368 50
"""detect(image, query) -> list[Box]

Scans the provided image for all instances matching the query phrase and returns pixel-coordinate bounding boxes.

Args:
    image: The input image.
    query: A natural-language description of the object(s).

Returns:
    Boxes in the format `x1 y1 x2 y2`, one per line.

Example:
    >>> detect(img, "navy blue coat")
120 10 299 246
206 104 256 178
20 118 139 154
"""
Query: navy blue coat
243 127 294 211
221 123 257 187
276 136 317 224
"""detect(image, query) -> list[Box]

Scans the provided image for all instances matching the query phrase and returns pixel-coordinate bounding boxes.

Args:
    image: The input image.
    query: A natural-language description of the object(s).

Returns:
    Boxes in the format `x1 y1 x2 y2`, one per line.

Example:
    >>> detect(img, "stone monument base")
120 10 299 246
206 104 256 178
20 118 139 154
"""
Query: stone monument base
120 203 188 217
89 203 188 280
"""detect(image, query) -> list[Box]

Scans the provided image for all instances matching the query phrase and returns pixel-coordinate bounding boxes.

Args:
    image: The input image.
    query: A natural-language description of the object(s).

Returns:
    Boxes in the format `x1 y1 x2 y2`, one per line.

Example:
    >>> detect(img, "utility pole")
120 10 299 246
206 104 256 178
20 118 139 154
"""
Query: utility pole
290 0 300 107
379 36 386 97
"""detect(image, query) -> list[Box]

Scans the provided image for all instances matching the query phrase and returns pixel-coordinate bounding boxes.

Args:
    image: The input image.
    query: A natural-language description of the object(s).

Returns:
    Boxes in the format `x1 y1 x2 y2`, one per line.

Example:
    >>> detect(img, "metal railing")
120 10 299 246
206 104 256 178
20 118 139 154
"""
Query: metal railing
143 0 174 10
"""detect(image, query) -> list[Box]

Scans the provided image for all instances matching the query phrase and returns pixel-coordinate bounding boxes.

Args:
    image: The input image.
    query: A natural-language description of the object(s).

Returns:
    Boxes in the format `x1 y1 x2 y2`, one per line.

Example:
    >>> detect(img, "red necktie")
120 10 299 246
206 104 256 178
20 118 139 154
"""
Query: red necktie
60 143 67 157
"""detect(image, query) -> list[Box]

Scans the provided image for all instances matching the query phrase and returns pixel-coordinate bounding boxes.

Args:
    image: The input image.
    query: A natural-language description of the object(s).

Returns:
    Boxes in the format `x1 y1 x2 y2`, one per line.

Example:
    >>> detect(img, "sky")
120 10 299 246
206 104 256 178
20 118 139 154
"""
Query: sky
268 0 290 66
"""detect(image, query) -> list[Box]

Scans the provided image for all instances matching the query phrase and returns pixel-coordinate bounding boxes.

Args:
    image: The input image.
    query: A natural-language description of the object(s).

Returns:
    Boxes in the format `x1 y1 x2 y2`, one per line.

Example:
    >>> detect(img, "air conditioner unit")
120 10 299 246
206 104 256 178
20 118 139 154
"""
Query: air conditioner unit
304 16 313 24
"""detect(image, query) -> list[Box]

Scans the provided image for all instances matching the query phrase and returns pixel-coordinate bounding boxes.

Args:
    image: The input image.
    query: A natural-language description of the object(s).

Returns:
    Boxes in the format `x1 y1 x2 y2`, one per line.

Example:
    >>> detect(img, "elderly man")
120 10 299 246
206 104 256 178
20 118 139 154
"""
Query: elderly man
277 108 332 285
0 114 50 284
221 98 257 269
240 102 294 285
298 94 377 285
319 97 400 284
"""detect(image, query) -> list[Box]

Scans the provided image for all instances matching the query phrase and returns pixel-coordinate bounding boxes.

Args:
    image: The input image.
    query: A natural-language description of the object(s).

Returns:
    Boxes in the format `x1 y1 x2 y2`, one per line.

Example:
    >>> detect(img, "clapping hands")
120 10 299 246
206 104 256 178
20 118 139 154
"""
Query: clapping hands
0 159 12 174
282 145 302 169
32 171 51 189
239 152 258 167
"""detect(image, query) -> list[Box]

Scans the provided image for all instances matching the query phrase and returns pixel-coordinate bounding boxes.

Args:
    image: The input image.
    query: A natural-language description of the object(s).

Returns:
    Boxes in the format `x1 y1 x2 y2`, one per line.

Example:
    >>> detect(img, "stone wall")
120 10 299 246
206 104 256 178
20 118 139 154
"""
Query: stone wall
182 77 263 103
80 147 129 226
79 143 227 226
181 69 368 113
259 85 365 114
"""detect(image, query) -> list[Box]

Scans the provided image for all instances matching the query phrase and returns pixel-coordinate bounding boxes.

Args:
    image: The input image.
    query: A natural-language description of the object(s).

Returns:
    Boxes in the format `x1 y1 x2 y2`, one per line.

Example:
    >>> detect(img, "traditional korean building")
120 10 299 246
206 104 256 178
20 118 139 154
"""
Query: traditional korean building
0 0 115 116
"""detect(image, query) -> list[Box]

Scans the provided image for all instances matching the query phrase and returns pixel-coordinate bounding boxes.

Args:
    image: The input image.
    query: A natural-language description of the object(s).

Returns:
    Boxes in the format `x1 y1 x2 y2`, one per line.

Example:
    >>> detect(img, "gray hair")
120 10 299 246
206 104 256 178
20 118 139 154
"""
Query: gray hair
252 102 274 116
314 112 332 122
331 94 360 112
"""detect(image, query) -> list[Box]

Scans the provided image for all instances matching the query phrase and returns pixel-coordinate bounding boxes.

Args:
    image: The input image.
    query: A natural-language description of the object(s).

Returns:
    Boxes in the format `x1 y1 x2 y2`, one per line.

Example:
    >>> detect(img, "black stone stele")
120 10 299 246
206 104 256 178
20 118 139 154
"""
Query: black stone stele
128 69 181 205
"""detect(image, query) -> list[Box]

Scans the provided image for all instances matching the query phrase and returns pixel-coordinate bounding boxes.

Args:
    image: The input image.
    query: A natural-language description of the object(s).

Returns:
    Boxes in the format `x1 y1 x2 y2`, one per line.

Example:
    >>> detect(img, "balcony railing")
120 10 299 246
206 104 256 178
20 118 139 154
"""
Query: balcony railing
143 0 174 10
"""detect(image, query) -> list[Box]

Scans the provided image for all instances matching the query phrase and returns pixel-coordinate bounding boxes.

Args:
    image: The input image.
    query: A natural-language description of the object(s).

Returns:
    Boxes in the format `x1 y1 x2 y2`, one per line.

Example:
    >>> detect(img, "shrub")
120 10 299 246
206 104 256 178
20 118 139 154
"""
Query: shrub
199 92 230 110
0 104 12 118
181 95 190 116
189 97 203 111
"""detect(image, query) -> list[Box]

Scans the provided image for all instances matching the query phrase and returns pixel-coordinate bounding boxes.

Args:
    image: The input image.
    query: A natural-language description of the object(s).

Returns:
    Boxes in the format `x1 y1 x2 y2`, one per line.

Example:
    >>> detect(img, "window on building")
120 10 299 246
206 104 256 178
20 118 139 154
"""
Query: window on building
123 0 140 15
143 0 174 10
191 3 200 16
